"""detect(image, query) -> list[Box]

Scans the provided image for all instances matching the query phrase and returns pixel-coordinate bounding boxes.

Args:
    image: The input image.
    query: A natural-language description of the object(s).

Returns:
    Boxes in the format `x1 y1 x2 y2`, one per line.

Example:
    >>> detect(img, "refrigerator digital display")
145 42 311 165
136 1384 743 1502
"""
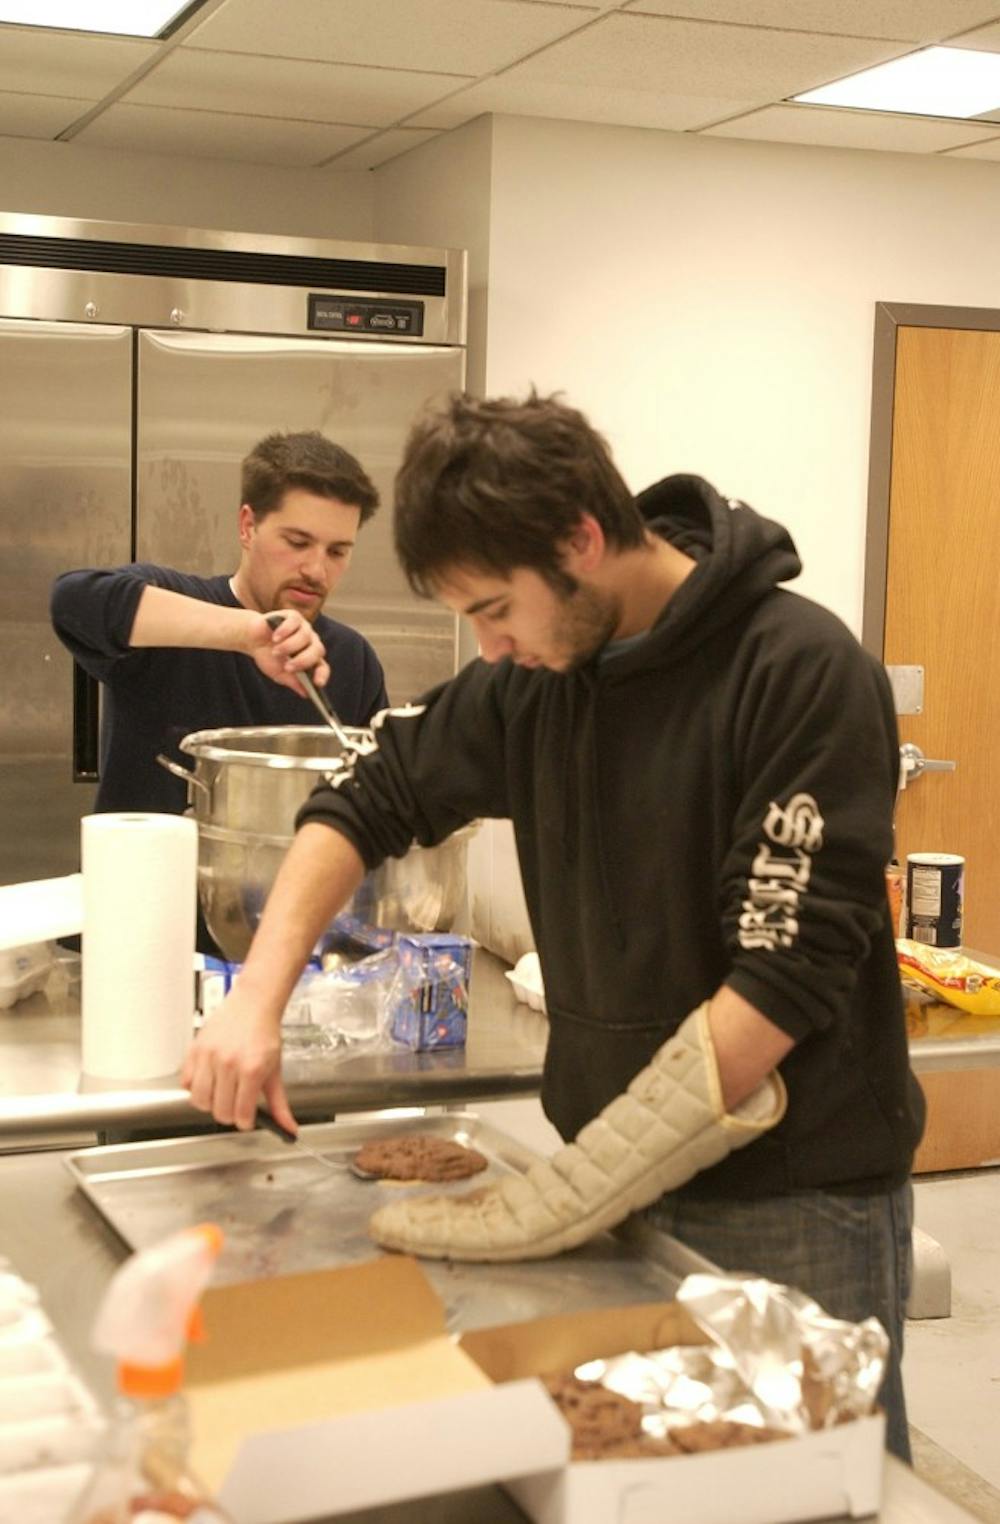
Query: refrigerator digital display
308 295 424 337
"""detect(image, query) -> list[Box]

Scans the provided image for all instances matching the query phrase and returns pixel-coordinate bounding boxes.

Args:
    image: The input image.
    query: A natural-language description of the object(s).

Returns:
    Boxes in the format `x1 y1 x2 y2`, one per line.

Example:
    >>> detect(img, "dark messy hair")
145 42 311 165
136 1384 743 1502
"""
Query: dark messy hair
241 430 379 523
393 391 643 596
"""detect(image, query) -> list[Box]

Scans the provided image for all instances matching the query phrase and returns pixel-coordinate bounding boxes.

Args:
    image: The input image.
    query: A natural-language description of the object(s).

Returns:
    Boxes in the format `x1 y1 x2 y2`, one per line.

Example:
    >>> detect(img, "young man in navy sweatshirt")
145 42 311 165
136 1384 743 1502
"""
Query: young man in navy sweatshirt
51 429 388 820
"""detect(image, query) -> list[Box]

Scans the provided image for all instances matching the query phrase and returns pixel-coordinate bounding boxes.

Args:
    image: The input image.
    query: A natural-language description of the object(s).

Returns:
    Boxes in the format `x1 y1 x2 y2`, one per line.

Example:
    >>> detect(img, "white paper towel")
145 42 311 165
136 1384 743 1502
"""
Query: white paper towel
81 812 197 1081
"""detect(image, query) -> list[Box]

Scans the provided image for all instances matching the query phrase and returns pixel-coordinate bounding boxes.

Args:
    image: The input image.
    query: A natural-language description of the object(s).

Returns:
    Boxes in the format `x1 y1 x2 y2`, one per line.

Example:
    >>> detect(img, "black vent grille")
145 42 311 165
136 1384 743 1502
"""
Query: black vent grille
0 232 447 296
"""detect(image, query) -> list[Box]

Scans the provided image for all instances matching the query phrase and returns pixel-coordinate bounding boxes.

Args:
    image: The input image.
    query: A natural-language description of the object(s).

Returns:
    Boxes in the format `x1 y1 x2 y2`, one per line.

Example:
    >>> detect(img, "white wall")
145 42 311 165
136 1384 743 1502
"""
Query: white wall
376 112 1000 961
13 113 1000 628
374 114 493 680
482 114 1000 633
0 137 373 241
372 118 518 955
373 115 493 398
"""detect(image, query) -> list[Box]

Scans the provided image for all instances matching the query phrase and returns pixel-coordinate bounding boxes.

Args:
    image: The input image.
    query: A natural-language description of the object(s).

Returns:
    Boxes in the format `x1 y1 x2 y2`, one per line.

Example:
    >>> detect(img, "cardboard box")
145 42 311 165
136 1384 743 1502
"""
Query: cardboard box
185 1255 567 1523
184 1257 884 1524
460 1302 885 1524
390 933 474 1050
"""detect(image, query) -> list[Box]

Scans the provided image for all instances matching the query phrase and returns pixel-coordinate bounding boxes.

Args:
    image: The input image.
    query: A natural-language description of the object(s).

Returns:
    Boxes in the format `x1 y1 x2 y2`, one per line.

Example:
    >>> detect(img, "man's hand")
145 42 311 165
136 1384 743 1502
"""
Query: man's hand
181 824 367 1134
129 586 330 697
182 986 296 1134
368 1003 787 1262
247 609 330 696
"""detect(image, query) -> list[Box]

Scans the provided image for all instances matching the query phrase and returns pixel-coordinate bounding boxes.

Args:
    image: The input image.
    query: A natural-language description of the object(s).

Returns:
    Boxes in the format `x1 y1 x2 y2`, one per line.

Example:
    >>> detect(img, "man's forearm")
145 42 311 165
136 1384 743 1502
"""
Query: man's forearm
707 984 795 1110
234 822 368 1022
129 584 258 652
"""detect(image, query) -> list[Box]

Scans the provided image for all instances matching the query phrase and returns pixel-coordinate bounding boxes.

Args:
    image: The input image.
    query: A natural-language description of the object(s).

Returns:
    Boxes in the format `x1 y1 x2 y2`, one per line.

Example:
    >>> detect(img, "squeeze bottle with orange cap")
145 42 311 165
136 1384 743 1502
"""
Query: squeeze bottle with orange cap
67 1222 234 1523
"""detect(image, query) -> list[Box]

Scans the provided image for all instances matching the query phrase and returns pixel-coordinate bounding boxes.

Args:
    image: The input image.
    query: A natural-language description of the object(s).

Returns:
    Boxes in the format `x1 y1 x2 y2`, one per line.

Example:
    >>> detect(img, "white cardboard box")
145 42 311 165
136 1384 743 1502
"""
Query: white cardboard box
185 1256 884 1524
186 1256 567 1524
460 1296 885 1524
511 1414 884 1524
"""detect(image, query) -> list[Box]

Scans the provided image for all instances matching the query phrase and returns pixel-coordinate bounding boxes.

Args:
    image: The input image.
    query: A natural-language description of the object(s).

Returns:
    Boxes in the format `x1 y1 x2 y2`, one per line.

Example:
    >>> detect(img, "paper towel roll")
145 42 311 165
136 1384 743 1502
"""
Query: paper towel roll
81 812 197 1081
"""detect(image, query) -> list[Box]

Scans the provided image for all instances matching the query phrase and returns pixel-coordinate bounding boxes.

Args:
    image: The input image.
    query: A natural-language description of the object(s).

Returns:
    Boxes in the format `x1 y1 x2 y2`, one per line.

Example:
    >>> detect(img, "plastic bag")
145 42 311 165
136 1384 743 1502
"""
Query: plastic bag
897 938 1000 1016
284 949 400 1050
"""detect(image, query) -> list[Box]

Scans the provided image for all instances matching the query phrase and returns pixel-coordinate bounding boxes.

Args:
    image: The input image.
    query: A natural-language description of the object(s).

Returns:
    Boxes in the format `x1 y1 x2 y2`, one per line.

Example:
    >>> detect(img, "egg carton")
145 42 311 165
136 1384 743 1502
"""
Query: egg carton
0 943 55 1010
0 1261 105 1516
504 951 548 1014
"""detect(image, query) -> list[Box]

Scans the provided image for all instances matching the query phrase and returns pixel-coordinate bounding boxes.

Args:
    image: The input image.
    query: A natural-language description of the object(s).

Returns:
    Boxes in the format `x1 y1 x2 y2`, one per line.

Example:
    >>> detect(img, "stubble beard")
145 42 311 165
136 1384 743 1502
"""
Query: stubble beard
556 584 621 671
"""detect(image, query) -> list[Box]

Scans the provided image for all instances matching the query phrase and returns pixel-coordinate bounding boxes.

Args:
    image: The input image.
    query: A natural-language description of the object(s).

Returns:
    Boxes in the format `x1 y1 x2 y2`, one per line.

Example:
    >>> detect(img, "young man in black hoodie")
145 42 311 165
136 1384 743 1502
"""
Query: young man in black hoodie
184 392 924 1459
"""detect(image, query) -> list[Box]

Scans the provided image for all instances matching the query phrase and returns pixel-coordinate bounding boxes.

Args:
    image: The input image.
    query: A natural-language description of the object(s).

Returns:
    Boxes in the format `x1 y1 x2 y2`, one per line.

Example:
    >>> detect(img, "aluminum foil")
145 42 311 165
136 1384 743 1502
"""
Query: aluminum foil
575 1272 887 1440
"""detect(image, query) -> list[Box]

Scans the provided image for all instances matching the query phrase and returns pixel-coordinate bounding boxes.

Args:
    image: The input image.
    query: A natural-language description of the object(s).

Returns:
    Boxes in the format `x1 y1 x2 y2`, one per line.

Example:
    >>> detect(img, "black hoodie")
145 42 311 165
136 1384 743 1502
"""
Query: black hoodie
300 476 925 1198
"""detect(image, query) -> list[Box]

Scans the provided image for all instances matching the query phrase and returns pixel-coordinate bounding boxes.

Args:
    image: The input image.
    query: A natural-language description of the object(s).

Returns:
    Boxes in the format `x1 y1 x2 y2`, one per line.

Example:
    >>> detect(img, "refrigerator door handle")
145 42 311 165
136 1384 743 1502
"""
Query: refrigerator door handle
72 663 100 782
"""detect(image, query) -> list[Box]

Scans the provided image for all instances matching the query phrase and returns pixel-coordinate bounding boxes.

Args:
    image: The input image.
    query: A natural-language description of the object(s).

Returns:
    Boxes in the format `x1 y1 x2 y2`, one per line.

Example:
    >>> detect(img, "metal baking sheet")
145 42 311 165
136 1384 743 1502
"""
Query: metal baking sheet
65 1111 708 1334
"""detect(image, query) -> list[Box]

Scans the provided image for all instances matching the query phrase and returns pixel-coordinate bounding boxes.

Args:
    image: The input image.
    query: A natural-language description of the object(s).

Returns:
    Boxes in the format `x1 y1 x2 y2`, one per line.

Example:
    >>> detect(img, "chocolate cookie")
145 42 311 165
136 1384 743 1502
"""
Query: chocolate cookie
352 1133 489 1182
542 1373 644 1450
542 1372 789 1462
573 1433 682 1460
672 1419 787 1452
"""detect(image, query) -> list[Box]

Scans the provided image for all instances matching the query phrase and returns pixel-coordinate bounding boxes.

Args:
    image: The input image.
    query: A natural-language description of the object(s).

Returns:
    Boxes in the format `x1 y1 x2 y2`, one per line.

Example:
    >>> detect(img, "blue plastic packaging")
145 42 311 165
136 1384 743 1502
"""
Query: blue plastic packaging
390 933 474 1051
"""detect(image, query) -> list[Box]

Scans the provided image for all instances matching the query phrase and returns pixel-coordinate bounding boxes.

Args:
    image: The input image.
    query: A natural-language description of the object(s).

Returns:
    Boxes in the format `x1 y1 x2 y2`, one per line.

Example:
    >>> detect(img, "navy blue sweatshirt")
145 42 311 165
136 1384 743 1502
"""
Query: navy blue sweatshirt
51 564 388 815
296 476 924 1199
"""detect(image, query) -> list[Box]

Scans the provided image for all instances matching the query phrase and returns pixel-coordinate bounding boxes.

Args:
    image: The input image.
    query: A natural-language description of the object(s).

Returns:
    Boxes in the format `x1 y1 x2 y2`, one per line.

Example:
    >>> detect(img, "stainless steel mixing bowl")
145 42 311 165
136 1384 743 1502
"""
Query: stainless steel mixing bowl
164 725 477 962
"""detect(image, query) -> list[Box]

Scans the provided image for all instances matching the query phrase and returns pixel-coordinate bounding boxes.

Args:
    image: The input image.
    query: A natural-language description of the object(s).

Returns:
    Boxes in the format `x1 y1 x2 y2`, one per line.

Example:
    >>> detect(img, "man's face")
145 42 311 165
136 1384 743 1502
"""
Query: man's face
237 488 361 621
435 562 621 673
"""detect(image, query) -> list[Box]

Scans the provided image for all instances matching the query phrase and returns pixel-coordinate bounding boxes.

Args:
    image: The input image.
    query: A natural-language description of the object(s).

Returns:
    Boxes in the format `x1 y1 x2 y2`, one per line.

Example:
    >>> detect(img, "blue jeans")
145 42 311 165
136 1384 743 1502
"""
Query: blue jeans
643 1183 914 1462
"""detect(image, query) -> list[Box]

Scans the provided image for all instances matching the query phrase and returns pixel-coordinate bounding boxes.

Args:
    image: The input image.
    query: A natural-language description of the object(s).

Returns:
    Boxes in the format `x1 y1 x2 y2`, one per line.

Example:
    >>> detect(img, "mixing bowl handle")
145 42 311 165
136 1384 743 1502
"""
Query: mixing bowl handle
156 753 210 798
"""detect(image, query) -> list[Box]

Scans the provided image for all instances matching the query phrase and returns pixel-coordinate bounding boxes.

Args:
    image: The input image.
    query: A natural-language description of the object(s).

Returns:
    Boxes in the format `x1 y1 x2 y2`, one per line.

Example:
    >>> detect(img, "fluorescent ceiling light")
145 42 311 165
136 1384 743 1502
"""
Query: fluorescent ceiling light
794 47 1000 119
0 1 198 37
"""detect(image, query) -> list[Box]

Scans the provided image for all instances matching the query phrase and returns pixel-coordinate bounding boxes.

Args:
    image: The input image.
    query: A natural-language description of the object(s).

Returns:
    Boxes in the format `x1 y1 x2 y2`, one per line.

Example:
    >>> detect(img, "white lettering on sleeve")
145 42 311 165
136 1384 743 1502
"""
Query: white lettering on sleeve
738 793 824 951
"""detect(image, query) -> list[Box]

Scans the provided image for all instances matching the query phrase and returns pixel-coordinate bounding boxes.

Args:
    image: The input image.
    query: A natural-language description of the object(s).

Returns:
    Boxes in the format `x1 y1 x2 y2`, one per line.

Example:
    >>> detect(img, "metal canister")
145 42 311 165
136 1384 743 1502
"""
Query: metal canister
884 860 904 939
904 852 965 947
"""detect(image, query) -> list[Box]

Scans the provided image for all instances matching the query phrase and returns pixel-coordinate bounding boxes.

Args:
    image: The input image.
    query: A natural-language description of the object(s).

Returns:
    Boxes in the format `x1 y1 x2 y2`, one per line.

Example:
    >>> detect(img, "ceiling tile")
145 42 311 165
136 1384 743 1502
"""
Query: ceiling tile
944 134 1000 158
407 75 760 132
0 90 91 138
5 1 997 169
74 102 371 165
702 102 1000 153
621 2 1000 44
322 126 441 170
126 47 470 126
187 0 596 76
947 21 1000 52
506 14 908 105
0 25 155 98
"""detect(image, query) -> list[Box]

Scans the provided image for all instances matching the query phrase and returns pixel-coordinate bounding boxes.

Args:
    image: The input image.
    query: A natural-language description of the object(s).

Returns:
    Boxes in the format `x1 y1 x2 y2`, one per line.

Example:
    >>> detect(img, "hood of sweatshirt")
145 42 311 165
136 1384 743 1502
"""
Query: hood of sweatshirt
611 474 802 673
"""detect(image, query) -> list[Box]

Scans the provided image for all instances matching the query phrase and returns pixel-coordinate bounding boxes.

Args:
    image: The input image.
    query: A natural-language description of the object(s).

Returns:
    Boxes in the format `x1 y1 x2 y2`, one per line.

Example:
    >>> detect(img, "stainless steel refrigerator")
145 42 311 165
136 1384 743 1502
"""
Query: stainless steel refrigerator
0 212 466 885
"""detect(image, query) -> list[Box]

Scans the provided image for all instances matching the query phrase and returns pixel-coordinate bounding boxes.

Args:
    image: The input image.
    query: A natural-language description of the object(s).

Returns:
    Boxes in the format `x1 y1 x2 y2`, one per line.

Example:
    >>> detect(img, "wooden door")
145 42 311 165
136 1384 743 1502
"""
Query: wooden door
884 324 1000 1170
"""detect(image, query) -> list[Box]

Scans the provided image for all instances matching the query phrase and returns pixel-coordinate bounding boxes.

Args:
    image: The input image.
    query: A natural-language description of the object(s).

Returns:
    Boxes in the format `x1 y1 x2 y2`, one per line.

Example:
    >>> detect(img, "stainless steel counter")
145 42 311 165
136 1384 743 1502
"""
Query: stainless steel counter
0 1127 980 1524
4 940 1000 1150
908 1033 1000 1071
0 949 548 1148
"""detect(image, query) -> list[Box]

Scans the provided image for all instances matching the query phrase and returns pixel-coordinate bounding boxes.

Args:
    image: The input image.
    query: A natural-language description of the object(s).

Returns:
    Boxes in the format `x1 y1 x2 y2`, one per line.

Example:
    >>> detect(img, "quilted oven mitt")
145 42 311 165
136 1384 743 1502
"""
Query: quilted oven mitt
368 1002 788 1262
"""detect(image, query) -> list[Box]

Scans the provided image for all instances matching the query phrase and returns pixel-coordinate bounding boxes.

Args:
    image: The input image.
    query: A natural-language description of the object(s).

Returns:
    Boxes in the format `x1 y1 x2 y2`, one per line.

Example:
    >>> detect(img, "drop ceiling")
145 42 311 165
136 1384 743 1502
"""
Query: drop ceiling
3 0 1000 170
